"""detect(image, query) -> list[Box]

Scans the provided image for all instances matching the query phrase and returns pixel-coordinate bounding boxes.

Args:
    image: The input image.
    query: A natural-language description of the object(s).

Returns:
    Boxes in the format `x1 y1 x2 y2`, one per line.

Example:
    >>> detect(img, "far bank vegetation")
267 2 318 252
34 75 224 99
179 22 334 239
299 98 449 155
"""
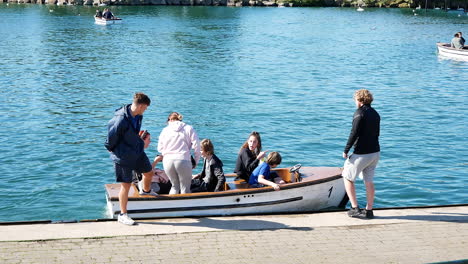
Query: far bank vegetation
3 0 467 9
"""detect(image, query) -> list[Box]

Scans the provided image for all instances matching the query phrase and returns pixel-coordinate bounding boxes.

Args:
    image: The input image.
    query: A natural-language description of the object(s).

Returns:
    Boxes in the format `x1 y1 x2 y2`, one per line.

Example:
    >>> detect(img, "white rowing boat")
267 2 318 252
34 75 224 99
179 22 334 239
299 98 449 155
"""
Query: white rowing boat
105 166 348 219
95 17 122 26
436 43 468 61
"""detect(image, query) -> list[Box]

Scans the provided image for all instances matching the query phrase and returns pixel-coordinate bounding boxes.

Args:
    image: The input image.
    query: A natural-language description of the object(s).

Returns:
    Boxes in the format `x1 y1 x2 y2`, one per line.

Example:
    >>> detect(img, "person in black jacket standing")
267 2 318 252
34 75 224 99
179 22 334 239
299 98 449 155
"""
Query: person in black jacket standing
342 89 380 219
105 93 158 225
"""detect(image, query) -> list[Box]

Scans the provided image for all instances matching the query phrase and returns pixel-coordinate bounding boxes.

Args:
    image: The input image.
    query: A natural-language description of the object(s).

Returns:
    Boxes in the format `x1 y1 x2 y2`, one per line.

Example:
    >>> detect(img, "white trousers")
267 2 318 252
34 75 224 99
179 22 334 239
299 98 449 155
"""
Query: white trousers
163 159 192 194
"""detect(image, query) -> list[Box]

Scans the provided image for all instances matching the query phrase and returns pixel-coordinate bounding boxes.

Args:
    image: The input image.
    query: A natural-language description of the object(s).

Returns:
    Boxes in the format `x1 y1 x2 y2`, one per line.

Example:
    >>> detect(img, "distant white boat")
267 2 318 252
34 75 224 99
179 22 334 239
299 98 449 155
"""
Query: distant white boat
95 17 122 26
357 7 364 11
447 7 465 13
436 43 468 61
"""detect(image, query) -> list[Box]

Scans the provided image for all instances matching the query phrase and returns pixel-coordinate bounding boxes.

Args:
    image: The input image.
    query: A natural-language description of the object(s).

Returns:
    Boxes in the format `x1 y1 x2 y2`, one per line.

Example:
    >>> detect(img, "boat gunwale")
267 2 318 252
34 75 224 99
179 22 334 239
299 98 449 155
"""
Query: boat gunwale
94 17 122 21
120 196 305 215
94 17 123 25
106 173 343 202
436 42 468 56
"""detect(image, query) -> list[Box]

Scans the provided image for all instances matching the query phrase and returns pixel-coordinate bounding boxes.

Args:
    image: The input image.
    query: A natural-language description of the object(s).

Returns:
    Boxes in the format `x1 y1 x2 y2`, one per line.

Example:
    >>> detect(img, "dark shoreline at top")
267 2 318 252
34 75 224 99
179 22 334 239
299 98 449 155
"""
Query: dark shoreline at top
2 0 467 9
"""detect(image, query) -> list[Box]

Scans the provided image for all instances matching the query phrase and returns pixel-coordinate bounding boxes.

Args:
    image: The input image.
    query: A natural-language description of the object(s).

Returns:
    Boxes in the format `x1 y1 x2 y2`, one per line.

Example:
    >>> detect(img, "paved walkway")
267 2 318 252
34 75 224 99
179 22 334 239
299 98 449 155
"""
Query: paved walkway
0 205 467 264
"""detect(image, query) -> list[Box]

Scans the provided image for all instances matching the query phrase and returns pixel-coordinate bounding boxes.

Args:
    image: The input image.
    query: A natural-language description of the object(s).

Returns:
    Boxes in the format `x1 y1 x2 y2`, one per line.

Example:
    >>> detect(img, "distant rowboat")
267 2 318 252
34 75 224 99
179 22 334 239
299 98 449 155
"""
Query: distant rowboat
105 166 349 219
95 17 122 26
436 43 468 61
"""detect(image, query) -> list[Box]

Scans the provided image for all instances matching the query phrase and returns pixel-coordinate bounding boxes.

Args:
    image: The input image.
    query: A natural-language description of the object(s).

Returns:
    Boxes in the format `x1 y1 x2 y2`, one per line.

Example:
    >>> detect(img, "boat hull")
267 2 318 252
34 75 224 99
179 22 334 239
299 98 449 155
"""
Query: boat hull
105 167 348 219
95 17 122 26
437 43 468 61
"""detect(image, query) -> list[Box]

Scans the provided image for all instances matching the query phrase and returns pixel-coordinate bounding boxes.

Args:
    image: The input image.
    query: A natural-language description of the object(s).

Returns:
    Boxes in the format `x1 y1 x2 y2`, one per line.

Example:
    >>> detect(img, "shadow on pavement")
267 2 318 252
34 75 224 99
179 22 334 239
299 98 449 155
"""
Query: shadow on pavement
375 212 468 223
138 217 313 231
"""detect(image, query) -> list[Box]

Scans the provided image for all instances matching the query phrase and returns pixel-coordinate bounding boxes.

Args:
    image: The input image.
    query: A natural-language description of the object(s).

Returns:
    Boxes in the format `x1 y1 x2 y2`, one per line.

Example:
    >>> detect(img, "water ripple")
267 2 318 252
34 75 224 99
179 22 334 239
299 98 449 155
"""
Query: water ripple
0 5 466 221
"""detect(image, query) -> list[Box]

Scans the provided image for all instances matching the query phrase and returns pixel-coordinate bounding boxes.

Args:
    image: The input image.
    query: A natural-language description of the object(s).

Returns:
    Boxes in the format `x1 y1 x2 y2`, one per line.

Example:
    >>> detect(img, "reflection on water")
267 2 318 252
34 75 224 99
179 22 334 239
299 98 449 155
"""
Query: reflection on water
0 5 466 221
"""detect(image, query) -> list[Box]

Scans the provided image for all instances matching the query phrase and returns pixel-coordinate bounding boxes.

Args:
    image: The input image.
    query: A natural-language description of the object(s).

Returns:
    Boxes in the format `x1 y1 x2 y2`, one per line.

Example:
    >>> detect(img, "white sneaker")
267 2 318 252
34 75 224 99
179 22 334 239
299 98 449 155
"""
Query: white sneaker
138 181 144 192
138 181 160 194
118 213 135 225
139 188 158 196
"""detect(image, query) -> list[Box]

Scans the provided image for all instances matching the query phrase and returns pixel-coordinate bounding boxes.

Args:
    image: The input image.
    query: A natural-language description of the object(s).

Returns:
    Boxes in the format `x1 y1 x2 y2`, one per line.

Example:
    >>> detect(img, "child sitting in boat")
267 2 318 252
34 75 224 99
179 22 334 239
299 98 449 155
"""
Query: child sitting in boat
95 9 102 18
102 8 115 20
248 151 285 191
234 131 268 182
191 139 226 193
458 32 465 46
132 130 172 194
451 33 464 50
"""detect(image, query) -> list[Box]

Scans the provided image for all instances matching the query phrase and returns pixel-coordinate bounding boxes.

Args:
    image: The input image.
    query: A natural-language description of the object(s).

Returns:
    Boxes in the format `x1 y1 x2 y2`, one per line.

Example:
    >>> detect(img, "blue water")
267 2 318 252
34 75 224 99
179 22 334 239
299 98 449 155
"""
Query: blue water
0 4 466 222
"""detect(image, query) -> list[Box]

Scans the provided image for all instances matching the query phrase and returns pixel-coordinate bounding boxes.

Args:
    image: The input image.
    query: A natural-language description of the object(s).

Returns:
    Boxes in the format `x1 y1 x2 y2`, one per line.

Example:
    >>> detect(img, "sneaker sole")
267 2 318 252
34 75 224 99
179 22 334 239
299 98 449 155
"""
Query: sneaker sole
347 212 368 219
118 220 135 225
139 193 158 196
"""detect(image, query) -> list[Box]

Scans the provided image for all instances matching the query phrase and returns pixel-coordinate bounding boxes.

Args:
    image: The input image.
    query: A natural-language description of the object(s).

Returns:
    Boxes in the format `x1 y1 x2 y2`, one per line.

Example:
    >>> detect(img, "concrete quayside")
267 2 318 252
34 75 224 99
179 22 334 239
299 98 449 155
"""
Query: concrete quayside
0 204 467 263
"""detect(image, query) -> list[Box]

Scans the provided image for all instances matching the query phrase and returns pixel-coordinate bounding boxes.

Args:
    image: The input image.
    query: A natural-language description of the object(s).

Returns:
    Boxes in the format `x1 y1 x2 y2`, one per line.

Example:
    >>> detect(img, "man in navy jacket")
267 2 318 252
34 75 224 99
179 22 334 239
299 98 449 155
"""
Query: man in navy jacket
105 93 158 225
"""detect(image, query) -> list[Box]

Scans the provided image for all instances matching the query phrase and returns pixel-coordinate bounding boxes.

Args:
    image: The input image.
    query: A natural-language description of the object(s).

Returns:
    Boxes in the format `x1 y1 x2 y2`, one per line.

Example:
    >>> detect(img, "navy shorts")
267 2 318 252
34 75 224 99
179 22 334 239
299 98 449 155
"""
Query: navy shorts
114 153 152 183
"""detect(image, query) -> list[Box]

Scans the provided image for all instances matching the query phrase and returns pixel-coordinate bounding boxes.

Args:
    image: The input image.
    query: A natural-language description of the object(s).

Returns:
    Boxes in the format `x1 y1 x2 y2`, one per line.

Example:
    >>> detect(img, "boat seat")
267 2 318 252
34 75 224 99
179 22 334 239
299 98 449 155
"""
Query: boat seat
225 179 250 190
232 179 250 189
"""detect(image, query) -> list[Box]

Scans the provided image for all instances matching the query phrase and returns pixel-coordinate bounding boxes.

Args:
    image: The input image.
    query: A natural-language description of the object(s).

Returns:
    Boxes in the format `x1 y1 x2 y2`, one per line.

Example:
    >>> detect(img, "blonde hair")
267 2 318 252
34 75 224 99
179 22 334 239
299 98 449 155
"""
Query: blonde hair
266 151 282 166
167 112 183 122
200 139 214 156
354 89 374 105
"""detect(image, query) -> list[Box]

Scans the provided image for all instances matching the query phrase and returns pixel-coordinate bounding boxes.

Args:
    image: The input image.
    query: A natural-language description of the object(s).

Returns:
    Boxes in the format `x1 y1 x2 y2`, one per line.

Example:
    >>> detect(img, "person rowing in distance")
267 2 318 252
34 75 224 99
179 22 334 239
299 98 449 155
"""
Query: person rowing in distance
102 8 116 20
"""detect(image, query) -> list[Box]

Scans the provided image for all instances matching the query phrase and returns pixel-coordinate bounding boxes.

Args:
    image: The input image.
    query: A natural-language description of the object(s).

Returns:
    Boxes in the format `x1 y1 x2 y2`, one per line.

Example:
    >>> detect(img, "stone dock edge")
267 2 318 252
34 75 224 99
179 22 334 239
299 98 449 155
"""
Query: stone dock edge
1 203 467 226
0 204 467 264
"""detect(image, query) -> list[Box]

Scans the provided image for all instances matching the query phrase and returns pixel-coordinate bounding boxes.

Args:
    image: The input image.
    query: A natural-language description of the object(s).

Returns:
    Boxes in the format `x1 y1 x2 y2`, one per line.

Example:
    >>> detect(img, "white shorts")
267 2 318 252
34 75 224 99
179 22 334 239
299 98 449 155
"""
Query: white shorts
342 152 380 182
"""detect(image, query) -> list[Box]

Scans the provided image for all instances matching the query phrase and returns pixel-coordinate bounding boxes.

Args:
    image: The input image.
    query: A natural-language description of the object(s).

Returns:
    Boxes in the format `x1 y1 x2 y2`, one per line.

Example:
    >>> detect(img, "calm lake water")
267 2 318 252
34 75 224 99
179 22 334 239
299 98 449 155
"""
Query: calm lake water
0 4 466 222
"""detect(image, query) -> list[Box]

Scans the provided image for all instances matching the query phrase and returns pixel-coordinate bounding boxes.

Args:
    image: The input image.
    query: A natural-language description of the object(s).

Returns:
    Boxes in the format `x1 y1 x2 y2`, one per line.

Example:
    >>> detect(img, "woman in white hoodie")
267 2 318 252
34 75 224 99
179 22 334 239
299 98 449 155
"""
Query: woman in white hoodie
157 112 201 194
